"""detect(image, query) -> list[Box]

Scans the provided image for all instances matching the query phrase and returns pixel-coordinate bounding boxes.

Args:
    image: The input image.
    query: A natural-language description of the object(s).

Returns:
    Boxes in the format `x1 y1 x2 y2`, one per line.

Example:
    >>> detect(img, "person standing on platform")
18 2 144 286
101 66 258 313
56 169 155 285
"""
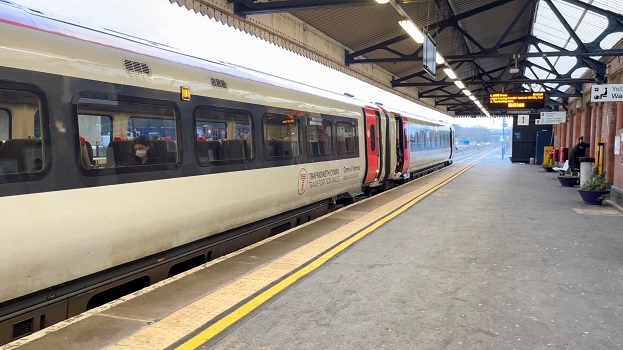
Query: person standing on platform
568 139 589 174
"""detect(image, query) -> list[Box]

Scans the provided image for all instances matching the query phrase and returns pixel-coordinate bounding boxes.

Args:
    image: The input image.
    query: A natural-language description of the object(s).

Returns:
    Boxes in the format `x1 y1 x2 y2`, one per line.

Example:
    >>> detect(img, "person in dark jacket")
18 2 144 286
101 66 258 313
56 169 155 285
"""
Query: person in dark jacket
128 136 158 165
568 141 589 174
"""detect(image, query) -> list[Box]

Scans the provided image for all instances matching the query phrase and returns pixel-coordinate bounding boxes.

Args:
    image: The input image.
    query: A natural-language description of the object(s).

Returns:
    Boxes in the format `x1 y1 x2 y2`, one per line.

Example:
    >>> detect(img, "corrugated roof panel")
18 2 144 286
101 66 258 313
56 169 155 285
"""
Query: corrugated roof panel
571 67 589 78
573 11 608 44
591 0 623 13
601 33 623 49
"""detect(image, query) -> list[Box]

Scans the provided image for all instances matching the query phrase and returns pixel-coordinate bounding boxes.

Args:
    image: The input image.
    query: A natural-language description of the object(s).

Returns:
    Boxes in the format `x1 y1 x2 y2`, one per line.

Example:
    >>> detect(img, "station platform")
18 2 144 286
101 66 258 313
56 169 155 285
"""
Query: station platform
4 148 622 350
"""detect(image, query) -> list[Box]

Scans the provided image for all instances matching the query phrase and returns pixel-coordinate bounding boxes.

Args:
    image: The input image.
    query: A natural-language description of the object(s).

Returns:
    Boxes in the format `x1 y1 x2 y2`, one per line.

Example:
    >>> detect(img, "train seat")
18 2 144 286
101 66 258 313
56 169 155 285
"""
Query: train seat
151 140 177 164
345 137 356 153
196 140 220 163
337 140 346 154
0 138 43 173
106 140 134 167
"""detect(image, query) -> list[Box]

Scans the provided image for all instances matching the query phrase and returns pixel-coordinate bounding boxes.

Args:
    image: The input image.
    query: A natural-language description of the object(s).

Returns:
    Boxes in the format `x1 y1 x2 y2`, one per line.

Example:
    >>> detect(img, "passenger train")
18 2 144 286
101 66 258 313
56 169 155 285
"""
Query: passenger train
0 2 453 344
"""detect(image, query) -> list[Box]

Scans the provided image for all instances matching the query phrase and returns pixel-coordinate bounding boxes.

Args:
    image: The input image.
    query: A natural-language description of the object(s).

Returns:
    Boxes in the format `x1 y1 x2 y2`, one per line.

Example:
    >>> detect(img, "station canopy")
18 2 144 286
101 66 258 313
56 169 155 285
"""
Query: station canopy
172 0 623 117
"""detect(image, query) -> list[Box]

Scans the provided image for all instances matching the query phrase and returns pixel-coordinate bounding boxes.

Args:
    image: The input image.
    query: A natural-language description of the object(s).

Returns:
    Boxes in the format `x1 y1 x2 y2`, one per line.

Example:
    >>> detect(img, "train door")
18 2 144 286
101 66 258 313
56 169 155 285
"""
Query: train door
376 109 388 182
379 109 397 182
449 126 455 161
398 117 410 175
362 107 379 185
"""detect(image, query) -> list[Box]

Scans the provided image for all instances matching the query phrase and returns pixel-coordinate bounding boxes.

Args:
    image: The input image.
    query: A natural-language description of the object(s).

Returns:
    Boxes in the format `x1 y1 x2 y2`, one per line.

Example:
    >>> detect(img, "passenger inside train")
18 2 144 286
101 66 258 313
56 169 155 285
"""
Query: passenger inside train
129 136 157 165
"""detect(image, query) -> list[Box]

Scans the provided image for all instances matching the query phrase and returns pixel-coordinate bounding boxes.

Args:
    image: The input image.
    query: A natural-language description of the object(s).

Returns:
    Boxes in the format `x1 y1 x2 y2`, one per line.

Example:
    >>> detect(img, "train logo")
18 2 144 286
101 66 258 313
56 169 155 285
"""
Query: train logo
298 168 308 195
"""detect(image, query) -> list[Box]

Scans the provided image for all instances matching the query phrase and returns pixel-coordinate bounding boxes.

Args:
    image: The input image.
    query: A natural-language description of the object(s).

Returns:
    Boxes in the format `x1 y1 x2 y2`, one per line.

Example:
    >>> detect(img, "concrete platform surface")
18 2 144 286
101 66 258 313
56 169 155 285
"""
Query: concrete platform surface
201 153 623 350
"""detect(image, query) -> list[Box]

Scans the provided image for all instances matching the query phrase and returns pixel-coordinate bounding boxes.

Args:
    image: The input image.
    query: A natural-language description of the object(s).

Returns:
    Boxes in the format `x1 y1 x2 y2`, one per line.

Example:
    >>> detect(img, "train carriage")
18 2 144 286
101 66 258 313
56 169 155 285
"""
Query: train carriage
0 2 453 344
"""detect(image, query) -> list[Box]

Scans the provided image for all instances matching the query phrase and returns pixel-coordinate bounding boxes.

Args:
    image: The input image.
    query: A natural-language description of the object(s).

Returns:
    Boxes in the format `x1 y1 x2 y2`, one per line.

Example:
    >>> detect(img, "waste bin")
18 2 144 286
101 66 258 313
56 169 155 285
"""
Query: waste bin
579 157 595 187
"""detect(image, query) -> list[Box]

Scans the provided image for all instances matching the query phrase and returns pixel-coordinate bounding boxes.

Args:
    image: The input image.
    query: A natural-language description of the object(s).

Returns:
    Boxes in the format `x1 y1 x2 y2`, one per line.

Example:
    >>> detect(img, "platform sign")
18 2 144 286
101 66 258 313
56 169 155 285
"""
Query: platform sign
591 84 623 102
536 111 565 124
517 114 530 125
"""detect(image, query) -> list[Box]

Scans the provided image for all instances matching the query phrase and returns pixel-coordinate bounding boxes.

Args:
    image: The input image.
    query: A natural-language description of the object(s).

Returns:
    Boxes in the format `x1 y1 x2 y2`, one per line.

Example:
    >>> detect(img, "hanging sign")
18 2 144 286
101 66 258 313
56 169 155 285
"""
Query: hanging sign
536 111 565 124
591 84 623 102
517 114 530 125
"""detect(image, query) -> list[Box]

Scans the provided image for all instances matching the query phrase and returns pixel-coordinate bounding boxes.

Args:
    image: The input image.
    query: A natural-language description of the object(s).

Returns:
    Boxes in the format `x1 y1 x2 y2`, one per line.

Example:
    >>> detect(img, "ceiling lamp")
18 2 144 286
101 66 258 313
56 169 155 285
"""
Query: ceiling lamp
375 0 390 3
462 89 472 96
435 52 445 65
510 55 520 74
454 80 466 89
398 19 424 44
469 95 477 101
443 68 457 79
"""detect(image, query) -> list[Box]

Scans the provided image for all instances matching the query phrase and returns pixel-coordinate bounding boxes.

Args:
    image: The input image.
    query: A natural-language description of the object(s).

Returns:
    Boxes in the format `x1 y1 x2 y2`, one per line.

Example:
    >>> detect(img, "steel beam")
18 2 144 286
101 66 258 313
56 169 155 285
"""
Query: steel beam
230 0 370 16
393 78 594 87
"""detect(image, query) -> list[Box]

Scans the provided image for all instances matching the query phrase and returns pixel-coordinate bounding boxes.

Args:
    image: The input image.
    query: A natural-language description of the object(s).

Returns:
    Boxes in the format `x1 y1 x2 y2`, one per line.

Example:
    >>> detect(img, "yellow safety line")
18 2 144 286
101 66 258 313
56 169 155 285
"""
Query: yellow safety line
175 157 483 349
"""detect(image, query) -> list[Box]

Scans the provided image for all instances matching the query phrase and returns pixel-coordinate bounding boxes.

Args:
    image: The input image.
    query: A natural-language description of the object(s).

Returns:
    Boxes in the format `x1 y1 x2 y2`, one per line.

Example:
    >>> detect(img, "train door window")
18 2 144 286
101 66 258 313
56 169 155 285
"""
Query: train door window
369 124 376 152
0 89 45 179
77 99 178 170
337 120 358 156
306 115 332 157
195 107 253 165
263 111 300 159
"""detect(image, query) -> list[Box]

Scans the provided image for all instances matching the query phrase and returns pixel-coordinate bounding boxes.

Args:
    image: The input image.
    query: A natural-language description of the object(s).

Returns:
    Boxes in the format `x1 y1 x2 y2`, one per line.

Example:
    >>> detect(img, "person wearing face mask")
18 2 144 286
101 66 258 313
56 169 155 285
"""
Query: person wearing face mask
129 135 157 165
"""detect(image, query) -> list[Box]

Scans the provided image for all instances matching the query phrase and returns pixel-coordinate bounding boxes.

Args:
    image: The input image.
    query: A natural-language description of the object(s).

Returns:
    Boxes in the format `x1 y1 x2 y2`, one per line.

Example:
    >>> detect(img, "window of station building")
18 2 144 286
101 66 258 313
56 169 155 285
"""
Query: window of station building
263 112 300 159
336 120 358 156
77 98 178 169
195 107 253 165
0 89 45 178
306 115 332 157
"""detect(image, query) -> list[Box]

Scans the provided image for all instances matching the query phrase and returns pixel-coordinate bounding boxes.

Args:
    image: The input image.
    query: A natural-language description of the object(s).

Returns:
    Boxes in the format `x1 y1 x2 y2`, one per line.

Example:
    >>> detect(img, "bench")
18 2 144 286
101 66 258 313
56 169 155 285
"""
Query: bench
552 160 569 175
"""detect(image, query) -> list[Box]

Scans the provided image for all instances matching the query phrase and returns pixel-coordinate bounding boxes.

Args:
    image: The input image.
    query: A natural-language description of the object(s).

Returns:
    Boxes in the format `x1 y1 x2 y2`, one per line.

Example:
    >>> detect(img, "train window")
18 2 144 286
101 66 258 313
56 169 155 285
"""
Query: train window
306 115 332 157
263 112 300 159
78 114 112 165
0 109 10 140
195 107 253 165
77 99 178 169
409 127 416 151
0 89 45 177
337 120 358 156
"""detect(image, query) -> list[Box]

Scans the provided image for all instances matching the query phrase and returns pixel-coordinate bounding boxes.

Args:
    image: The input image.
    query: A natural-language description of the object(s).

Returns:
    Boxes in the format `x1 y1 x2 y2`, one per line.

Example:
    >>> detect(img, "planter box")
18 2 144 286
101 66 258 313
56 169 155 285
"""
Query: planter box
577 189 610 205
557 176 579 187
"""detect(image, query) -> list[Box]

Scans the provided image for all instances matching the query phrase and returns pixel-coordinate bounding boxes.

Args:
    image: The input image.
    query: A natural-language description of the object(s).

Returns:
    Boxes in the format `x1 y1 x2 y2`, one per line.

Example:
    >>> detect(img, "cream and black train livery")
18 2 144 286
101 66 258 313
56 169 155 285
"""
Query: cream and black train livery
0 1 453 344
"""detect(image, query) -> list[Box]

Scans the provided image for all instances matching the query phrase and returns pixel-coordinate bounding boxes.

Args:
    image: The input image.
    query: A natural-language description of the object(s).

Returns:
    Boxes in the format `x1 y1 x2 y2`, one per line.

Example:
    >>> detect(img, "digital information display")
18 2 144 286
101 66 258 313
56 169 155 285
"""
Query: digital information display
489 92 545 110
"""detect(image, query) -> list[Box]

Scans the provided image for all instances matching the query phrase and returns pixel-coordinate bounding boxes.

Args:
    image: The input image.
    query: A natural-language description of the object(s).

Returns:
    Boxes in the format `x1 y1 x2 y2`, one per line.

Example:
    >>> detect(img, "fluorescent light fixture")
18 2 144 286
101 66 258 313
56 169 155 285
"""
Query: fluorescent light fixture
443 68 457 79
398 19 424 44
435 52 445 65
469 95 477 101
462 89 472 96
375 0 390 3
454 80 465 89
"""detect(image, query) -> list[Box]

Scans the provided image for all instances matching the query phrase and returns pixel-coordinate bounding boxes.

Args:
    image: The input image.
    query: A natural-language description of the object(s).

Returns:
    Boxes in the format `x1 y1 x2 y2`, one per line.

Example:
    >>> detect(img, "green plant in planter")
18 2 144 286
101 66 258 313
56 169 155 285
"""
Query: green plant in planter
541 162 556 172
580 167 608 191
578 167 610 204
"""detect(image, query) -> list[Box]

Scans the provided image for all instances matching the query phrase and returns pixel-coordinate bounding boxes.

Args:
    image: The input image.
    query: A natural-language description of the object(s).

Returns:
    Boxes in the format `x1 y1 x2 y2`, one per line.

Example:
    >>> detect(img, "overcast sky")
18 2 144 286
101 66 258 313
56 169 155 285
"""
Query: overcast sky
10 0 504 128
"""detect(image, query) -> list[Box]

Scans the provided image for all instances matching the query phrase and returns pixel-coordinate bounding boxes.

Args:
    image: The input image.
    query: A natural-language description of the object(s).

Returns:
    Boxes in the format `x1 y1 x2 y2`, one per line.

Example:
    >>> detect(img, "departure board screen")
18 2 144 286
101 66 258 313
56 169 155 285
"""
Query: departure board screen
488 92 545 110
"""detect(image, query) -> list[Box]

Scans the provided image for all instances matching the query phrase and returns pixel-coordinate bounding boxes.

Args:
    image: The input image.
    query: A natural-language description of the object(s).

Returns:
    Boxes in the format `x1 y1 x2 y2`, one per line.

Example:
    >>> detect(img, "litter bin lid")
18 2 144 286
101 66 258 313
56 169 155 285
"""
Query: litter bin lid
579 157 595 163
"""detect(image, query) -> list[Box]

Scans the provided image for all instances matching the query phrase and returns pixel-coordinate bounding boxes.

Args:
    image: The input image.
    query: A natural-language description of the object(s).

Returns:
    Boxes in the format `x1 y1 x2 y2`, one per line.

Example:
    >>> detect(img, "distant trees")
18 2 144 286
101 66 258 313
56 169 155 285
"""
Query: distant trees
453 125 492 144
